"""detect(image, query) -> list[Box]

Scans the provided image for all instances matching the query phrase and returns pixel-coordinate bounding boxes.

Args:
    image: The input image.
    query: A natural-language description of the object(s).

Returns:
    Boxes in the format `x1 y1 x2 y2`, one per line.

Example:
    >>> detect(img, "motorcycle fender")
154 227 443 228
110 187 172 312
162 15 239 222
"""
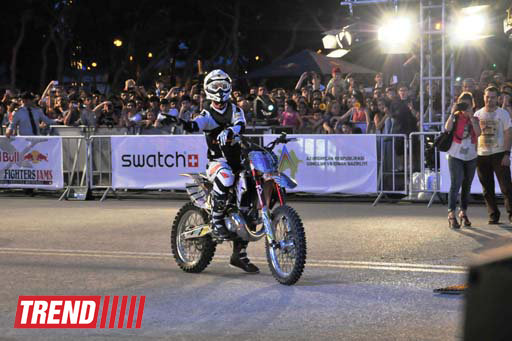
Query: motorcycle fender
272 173 297 189
181 173 210 209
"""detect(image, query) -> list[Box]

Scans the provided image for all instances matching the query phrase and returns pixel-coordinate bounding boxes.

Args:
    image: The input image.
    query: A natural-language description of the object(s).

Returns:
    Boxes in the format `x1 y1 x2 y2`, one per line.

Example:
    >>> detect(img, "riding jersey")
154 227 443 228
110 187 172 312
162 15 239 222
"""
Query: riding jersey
184 102 246 170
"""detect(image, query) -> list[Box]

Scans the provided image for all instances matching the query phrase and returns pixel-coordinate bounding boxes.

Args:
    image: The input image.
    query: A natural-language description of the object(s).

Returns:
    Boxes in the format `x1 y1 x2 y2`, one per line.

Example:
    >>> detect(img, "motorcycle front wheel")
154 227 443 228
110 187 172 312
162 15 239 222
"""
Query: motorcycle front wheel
265 205 307 285
171 202 216 273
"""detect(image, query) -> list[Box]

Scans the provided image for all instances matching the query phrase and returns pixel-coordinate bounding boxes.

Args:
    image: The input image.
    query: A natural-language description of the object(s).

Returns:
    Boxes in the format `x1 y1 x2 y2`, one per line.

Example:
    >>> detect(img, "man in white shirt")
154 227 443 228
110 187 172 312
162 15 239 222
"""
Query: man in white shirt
474 86 512 224
6 92 59 137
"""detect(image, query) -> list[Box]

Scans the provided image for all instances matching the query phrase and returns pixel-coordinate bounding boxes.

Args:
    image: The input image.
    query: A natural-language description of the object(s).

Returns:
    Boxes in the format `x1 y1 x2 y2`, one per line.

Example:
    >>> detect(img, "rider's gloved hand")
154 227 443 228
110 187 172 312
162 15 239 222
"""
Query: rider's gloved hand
217 128 234 146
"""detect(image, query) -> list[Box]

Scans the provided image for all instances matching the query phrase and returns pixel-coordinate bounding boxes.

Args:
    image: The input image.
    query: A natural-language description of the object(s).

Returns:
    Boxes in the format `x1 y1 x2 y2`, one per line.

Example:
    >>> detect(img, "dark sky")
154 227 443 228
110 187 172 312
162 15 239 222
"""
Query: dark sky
1 0 511 91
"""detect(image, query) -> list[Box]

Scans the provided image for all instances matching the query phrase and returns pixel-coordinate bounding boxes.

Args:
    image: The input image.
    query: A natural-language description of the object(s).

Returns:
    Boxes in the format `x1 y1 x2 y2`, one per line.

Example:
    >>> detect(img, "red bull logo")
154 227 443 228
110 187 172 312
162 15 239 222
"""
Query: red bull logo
23 150 48 164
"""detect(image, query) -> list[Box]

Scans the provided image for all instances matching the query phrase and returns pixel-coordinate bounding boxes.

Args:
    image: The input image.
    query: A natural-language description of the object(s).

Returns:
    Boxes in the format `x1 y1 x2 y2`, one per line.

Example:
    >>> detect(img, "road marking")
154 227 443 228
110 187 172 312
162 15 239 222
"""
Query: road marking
0 247 467 274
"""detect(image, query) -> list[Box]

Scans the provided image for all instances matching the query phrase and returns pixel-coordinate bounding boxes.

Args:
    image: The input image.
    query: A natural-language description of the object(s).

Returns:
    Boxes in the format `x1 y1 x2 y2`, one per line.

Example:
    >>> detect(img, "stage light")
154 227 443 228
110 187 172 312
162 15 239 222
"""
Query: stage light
326 49 350 58
377 16 414 54
450 5 491 44
322 34 338 49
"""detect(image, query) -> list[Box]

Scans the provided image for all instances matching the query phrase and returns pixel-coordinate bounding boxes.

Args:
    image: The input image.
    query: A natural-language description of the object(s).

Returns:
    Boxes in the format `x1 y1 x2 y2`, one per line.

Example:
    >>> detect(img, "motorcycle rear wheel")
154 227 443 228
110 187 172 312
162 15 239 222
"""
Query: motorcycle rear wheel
265 205 307 285
171 202 216 273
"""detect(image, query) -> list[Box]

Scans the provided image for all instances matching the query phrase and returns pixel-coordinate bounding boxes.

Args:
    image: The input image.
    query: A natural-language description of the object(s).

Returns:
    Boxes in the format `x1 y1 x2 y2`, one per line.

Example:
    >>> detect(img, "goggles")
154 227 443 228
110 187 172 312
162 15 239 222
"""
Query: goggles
208 80 230 91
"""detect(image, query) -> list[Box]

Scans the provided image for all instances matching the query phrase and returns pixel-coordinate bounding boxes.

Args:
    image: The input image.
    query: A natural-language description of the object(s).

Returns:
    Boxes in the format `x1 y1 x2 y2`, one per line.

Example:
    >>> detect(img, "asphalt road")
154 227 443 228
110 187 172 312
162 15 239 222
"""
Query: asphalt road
1 197 512 340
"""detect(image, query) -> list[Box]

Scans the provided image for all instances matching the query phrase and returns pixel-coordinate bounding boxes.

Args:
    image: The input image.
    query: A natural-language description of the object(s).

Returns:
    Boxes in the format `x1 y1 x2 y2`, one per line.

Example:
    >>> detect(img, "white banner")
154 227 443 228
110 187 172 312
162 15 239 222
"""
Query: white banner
0 136 63 189
264 134 377 194
440 152 508 194
111 135 208 189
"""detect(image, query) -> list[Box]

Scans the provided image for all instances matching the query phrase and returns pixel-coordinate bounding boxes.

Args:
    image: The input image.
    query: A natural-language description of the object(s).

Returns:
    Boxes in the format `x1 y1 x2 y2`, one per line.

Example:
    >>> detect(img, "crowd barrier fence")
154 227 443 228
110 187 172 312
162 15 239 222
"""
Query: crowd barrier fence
373 134 408 206
1 133 447 206
408 132 444 207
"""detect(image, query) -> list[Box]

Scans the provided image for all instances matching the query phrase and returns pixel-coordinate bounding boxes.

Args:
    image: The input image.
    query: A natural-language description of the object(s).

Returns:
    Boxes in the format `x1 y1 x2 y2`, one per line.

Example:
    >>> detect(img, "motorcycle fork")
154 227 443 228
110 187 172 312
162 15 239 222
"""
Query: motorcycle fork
249 163 277 246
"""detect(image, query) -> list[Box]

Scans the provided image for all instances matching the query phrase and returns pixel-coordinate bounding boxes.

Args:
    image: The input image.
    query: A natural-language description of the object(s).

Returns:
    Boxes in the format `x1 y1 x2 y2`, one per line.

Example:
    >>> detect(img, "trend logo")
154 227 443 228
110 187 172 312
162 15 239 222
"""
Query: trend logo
14 295 145 329
23 150 48 164
277 145 302 179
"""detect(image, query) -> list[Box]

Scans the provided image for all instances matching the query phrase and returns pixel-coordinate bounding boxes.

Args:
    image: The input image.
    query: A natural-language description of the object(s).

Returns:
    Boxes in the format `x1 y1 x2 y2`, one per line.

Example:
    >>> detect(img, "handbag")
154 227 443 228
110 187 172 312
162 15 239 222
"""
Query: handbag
434 115 457 152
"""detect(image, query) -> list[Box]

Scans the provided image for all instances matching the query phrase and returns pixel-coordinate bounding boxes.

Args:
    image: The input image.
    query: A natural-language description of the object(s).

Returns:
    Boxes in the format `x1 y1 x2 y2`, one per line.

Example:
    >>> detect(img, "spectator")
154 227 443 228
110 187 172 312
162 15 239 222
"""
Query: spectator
374 98 390 134
385 86 397 103
155 79 165 97
337 91 371 131
500 84 512 116
374 72 385 89
94 100 118 127
444 93 481 228
6 92 60 137
463 78 484 109
79 94 96 127
474 86 512 224
253 85 278 125
340 121 354 134
322 100 343 134
325 67 345 98
63 97 82 126
120 100 143 128
179 95 194 121
280 100 303 131
237 98 253 122
155 103 179 129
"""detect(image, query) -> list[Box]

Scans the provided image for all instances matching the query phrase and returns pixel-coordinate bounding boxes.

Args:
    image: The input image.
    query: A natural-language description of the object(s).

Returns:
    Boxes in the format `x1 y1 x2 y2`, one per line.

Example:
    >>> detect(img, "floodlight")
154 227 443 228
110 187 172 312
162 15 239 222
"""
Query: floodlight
322 35 338 49
450 5 491 44
377 16 414 54
326 49 350 58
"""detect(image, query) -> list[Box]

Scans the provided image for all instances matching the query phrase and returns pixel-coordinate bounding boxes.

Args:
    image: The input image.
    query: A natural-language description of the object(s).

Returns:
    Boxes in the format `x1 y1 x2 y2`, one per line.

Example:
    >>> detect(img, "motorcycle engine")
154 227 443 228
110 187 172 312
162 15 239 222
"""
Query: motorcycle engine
224 211 250 241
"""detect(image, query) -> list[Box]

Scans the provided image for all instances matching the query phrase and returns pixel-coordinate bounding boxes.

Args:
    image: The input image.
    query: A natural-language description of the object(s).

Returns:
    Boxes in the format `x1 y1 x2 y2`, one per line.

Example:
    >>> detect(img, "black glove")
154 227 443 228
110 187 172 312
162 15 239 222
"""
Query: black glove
182 120 199 132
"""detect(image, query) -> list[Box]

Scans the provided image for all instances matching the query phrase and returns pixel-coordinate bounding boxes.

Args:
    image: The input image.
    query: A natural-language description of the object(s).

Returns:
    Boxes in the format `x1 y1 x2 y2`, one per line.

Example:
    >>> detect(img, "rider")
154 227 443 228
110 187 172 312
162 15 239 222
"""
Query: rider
180 69 259 274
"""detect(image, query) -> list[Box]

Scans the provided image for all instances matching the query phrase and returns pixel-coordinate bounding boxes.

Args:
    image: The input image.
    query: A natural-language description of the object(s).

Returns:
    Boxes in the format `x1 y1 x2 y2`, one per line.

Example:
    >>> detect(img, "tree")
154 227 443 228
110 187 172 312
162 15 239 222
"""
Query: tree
10 10 32 88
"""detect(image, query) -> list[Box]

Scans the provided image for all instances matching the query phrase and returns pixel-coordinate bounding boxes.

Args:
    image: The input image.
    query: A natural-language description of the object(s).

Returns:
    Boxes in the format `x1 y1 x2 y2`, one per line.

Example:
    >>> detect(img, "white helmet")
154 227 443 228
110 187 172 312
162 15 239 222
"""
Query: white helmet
204 69 232 103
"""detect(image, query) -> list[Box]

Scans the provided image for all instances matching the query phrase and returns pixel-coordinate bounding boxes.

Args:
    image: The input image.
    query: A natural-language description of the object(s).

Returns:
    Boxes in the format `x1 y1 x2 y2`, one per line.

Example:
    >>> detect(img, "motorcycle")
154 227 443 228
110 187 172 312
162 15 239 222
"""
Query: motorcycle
170 133 307 285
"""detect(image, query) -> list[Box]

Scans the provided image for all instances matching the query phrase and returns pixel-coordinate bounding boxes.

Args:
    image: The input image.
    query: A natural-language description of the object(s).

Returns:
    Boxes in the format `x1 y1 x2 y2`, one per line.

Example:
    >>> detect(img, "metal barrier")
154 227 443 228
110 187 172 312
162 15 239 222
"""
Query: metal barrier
408 132 444 207
59 136 89 200
373 134 408 206
1 132 448 205
88 135 116 201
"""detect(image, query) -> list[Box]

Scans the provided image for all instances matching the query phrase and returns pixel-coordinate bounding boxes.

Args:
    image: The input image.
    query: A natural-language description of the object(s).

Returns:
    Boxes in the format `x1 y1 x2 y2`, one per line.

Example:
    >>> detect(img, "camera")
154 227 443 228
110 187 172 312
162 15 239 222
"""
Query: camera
455 102 469 112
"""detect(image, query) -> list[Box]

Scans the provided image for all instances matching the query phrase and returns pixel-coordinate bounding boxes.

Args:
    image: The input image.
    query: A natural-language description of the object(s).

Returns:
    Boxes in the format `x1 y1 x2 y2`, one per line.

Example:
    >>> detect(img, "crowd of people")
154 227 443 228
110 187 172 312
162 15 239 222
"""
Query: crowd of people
1 67 512 138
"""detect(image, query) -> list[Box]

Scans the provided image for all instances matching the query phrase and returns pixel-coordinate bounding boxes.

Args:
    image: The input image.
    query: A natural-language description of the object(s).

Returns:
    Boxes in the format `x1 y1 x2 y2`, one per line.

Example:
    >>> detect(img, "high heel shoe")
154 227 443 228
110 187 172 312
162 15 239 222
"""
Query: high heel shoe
448 214 460 229
459 211 471 227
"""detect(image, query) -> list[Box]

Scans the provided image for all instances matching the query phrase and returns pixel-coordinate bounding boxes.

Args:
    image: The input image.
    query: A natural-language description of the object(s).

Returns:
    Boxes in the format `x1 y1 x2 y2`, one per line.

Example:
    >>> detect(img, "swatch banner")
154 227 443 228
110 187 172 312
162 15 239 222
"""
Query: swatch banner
0 136 63 189
439 152 510 194
111 135 208 189
263 134 378 194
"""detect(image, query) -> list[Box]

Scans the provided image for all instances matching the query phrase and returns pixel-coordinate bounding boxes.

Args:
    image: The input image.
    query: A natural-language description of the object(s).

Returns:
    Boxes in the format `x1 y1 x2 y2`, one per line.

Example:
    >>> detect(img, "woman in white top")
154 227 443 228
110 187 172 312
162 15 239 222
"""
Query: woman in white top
445 92 481 228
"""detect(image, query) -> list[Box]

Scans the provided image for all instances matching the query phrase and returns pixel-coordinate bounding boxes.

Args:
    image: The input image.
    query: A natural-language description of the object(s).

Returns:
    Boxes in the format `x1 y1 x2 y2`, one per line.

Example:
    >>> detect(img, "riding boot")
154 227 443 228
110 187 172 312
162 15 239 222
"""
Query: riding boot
230 239 259 273
211 191 230 238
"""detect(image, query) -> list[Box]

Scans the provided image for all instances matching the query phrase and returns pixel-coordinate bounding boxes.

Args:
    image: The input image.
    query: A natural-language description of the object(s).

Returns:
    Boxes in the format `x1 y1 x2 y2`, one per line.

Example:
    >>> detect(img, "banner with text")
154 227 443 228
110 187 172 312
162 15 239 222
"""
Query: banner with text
111 135 208 189
264 134 377 194
0 136 63 189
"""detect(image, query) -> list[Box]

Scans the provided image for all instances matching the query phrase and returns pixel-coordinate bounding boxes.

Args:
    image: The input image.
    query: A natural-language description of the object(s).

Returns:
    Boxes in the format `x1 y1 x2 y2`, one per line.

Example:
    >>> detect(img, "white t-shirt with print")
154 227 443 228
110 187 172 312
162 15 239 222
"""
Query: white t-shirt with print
447 118 477 161
474 107 512 156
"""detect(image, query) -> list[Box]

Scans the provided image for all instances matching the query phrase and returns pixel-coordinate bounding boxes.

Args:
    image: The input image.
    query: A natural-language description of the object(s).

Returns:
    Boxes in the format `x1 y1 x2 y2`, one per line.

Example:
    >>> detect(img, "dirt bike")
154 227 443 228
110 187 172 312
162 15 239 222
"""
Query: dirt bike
170 133 307 285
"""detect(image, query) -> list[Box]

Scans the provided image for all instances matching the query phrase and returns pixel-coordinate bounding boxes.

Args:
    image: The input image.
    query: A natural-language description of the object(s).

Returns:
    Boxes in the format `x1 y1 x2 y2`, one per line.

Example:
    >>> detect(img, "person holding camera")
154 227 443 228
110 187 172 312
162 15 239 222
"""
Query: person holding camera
253 85 278 125
475 86 512 224
63 97 82 126
444 93 481 228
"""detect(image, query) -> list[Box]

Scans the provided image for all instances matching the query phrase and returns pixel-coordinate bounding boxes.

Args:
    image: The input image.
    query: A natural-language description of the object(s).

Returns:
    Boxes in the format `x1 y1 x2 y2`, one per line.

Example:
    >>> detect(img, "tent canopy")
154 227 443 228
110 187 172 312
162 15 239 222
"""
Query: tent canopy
247 49 376 79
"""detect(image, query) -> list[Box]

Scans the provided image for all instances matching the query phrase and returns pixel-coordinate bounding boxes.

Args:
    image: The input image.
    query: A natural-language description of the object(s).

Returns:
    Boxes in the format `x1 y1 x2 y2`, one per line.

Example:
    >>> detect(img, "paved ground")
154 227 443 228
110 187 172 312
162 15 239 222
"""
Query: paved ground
1 196 511 340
